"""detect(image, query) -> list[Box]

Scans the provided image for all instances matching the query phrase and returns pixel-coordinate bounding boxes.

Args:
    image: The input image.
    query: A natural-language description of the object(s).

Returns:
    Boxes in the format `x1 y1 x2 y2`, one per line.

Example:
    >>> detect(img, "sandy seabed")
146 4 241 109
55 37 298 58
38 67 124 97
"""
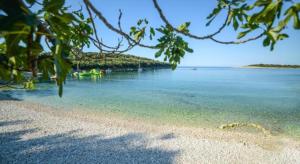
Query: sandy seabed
0 100 300 164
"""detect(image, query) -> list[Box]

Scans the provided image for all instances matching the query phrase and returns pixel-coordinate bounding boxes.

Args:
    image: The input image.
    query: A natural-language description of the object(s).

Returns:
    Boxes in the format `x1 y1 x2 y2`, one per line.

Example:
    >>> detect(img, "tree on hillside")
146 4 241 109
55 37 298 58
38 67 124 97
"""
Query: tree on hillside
0 0 299 96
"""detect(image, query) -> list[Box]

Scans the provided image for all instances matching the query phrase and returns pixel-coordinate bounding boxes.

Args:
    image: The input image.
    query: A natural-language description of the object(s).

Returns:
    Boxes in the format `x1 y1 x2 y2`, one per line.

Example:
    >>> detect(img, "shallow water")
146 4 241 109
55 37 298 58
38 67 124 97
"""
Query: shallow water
4 67 300 138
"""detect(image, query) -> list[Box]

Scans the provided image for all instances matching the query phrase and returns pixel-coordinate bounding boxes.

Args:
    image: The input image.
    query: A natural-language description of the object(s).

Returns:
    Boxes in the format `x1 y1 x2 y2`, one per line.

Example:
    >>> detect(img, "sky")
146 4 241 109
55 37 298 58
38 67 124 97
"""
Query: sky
66 0 300 67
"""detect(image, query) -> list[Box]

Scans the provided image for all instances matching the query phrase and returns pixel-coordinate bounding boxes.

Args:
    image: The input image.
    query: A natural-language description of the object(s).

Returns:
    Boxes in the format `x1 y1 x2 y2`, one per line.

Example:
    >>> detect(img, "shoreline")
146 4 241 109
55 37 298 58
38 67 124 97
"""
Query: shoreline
1 100 300 163
240 66 300 69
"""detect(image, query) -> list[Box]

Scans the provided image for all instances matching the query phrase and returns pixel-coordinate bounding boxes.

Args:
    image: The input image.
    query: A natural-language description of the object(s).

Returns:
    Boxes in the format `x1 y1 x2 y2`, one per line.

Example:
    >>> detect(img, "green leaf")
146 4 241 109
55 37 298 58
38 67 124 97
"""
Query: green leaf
263 37 270 47
44 0 65 12
270 41 276 51
144 19 148 24
237 30 251 39
233 17 239 30
130 27 136 36
150 27 155 36
8 56 16 65
237 13 243 22
149 27 155 40
178 22 190 33
134 29 145 42
58 13 76 24
293 12 300 29
54 42 71 97
185 47 193 53
226 11 234 25
58 84 63 97
267 30 279 41
207 6 222 20
137 19 143 26
155 48 164 58
278 33 289 40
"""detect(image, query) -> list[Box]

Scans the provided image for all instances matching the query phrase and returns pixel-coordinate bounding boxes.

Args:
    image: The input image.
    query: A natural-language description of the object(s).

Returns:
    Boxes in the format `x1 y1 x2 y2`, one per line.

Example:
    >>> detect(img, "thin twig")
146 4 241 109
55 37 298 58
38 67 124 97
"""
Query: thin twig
83 0 157 49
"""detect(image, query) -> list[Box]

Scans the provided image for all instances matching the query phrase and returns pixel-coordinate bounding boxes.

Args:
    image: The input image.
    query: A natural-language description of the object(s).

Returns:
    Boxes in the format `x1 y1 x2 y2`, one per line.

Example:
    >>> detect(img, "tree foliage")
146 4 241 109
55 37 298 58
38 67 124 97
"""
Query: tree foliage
0 0 92 96
0 0 299 96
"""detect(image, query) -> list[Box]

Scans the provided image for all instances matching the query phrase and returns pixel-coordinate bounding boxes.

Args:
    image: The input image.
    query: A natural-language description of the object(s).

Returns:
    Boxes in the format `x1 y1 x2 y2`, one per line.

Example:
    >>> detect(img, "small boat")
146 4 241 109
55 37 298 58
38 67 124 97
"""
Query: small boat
50 75 57 79
105 68 112 74
138 59 143 72
138 68 143 72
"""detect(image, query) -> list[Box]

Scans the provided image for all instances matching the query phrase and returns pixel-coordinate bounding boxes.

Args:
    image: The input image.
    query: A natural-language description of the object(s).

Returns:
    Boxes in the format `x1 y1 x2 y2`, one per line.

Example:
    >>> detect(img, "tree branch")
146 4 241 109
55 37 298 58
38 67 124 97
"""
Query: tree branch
210 33 265 44
152 0 231 40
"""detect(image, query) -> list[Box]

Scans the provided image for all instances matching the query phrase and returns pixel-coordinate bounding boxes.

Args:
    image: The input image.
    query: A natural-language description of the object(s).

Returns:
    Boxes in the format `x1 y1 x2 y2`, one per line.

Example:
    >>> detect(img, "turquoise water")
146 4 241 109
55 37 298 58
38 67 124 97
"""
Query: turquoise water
5 67 300 138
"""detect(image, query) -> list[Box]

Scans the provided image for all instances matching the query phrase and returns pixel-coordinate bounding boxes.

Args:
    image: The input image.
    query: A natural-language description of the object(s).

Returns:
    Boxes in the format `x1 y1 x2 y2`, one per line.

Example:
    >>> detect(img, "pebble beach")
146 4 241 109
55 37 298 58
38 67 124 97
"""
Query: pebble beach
1 100 300 164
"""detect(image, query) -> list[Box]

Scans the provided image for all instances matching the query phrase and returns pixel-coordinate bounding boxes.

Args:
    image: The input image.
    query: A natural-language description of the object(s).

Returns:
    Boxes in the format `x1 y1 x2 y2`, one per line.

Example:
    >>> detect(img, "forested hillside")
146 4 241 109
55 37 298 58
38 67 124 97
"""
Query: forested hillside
72 52 171 71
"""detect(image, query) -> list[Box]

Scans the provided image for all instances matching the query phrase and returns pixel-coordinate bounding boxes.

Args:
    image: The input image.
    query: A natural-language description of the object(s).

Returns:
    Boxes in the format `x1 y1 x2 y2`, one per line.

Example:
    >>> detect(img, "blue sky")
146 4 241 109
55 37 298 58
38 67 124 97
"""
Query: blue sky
67 0 300 67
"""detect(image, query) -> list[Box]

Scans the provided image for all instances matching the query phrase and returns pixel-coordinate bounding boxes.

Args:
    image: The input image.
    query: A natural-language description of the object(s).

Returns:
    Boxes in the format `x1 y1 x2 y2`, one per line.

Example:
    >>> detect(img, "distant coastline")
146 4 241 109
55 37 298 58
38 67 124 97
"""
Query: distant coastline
242 64 300 69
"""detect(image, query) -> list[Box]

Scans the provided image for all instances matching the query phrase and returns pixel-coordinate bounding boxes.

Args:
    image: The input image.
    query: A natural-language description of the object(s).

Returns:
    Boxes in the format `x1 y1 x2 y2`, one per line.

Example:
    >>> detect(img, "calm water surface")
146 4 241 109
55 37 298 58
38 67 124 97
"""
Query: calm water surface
6 67 300 138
